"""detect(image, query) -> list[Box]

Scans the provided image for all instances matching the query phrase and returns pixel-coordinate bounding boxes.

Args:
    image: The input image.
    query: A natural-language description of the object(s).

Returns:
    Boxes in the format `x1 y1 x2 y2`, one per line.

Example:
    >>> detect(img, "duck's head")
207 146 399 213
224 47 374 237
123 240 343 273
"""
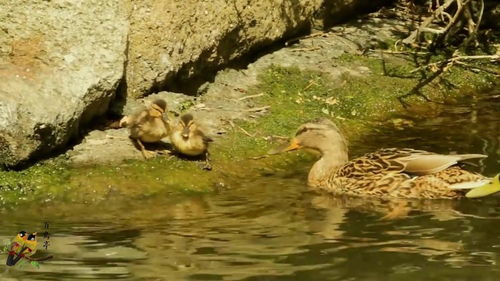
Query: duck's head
274 118 348 156
178 113 199 140
149 99 167 118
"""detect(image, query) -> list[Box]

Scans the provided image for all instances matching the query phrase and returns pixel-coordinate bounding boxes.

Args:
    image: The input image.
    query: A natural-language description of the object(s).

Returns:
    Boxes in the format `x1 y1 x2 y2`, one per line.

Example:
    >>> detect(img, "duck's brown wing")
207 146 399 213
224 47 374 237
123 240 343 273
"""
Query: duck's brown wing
334 148 486 199
354 148 487 176
331 149 410 197
336 148 416 179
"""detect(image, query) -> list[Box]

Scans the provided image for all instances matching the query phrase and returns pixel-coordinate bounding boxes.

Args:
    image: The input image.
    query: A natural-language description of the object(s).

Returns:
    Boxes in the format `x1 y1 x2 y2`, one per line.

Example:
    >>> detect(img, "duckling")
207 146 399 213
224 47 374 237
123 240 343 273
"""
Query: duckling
275 118 499 199
6 231 28 266
170 113 213 170
121 99 170 159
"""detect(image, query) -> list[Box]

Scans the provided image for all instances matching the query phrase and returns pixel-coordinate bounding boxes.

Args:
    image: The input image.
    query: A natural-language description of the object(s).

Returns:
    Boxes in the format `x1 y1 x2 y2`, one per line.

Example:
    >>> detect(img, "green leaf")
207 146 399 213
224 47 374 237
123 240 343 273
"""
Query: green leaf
30 261 41 269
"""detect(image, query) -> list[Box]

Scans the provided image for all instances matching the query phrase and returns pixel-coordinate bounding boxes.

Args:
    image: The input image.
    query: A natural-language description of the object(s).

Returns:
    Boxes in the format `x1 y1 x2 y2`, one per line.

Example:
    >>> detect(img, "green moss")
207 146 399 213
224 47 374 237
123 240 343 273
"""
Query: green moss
0 52 496 207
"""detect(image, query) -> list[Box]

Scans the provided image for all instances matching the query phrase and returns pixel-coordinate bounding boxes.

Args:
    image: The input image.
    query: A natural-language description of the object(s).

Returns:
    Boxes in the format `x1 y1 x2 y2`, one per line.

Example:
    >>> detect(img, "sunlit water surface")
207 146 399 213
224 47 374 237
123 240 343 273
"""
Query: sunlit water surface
1 90 499 280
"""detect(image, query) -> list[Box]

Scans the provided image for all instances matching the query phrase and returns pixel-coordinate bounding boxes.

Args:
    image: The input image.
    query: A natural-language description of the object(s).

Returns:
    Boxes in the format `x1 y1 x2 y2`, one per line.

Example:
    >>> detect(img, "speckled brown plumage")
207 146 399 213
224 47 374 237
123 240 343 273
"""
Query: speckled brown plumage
278 118 489 200
326 149 484 199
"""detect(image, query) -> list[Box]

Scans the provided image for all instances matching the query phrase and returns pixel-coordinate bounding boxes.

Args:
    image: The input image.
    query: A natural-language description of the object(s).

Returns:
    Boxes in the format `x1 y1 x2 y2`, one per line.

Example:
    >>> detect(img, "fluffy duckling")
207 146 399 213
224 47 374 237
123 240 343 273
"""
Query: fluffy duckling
275 118 499 199
170 113 213 170
121 99 170 159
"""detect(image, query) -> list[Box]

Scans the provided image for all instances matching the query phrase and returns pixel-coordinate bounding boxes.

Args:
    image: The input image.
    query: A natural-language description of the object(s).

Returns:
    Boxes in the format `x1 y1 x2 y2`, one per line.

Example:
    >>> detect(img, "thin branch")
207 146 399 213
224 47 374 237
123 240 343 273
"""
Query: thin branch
246 106 270 112
455 61 500 76
368 50 430 56
238 93 264 101
474 0 484 34
435 0 471 49
410 54 499 73
403 0 456 44
237 125 255 137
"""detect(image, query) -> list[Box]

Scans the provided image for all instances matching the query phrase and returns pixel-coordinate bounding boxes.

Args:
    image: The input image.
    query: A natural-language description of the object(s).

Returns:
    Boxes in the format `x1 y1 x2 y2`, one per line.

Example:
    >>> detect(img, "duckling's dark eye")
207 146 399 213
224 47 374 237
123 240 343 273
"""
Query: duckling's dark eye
19 231 27 237
27 234 36 241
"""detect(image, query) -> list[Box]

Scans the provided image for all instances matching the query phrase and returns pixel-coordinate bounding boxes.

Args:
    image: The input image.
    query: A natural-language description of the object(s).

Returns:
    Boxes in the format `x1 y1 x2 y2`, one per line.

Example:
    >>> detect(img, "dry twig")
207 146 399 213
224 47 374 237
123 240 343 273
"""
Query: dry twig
237 125 255 137
246 106 270 112
291 46 322 52
409 54 499 73
238 93 264 101
403 0 485 49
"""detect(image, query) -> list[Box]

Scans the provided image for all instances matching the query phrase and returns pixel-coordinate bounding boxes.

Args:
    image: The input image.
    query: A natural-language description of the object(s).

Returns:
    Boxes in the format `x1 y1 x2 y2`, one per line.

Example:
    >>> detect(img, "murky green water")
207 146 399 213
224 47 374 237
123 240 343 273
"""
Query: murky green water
1 90 499 280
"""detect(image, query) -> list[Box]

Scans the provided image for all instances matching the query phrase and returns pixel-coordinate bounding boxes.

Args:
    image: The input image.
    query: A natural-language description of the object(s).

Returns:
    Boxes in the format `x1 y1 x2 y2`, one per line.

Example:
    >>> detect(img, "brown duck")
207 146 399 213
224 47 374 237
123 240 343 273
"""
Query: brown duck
276 118 500 199
120 99 170 159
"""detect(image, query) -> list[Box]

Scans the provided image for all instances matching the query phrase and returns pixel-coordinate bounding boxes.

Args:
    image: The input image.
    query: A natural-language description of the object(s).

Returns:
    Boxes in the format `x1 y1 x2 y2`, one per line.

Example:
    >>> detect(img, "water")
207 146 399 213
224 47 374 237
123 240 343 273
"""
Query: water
1 90 499 280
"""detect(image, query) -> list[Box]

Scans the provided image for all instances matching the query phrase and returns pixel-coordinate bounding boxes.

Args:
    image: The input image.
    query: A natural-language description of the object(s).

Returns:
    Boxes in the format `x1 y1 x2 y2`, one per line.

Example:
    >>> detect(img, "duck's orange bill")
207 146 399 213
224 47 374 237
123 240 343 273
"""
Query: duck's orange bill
282 138 301 152
268 138 302 155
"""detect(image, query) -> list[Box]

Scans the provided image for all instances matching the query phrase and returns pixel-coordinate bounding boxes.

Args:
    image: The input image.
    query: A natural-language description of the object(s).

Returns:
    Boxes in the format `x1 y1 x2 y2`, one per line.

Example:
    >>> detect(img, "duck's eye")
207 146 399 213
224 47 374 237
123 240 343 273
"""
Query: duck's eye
27 234 36 241
19 231 26 237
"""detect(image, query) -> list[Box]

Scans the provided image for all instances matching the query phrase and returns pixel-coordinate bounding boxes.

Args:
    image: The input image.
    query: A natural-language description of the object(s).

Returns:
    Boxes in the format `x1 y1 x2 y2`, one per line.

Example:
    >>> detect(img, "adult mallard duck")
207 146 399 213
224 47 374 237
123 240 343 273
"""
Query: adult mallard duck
170 113 213 170
120 99 170 159
275 118 500 199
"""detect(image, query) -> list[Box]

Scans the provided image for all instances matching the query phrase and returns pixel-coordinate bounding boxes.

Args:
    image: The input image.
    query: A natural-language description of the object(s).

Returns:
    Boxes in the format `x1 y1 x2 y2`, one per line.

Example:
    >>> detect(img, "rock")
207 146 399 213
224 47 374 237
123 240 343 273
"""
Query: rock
68 15 408 165
1 0 391 168
124 0 322 98
0 0 128 168
124 0 390 99
67 128 143 165
121 91 195 117
320 0 392 27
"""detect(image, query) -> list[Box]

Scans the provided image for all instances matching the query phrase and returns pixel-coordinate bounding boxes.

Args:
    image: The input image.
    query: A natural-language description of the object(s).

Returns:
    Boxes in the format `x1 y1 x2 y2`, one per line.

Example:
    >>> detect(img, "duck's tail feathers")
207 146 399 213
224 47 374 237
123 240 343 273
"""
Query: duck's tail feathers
465 174 500 198
449 179 491 190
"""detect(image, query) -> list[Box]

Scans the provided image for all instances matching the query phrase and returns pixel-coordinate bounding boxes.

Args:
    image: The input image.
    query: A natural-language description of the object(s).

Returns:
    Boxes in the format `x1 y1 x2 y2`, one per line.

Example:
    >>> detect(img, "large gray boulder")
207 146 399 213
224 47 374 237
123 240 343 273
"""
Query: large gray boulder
0 0 389 168
124 0 324 98
0 0 128 168
123 0 390 99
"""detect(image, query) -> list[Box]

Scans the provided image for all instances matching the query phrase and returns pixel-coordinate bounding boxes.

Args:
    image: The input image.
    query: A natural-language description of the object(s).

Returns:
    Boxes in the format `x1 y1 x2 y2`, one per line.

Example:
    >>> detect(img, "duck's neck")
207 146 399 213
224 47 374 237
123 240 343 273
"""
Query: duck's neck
308 149 348 187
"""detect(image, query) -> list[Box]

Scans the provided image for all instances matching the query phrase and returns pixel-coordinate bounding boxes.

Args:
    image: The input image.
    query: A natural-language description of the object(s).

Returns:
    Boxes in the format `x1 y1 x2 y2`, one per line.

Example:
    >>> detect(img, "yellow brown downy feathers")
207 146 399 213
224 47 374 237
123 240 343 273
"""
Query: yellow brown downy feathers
121 99 170 159
276 118 497 199
170 113 213 170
